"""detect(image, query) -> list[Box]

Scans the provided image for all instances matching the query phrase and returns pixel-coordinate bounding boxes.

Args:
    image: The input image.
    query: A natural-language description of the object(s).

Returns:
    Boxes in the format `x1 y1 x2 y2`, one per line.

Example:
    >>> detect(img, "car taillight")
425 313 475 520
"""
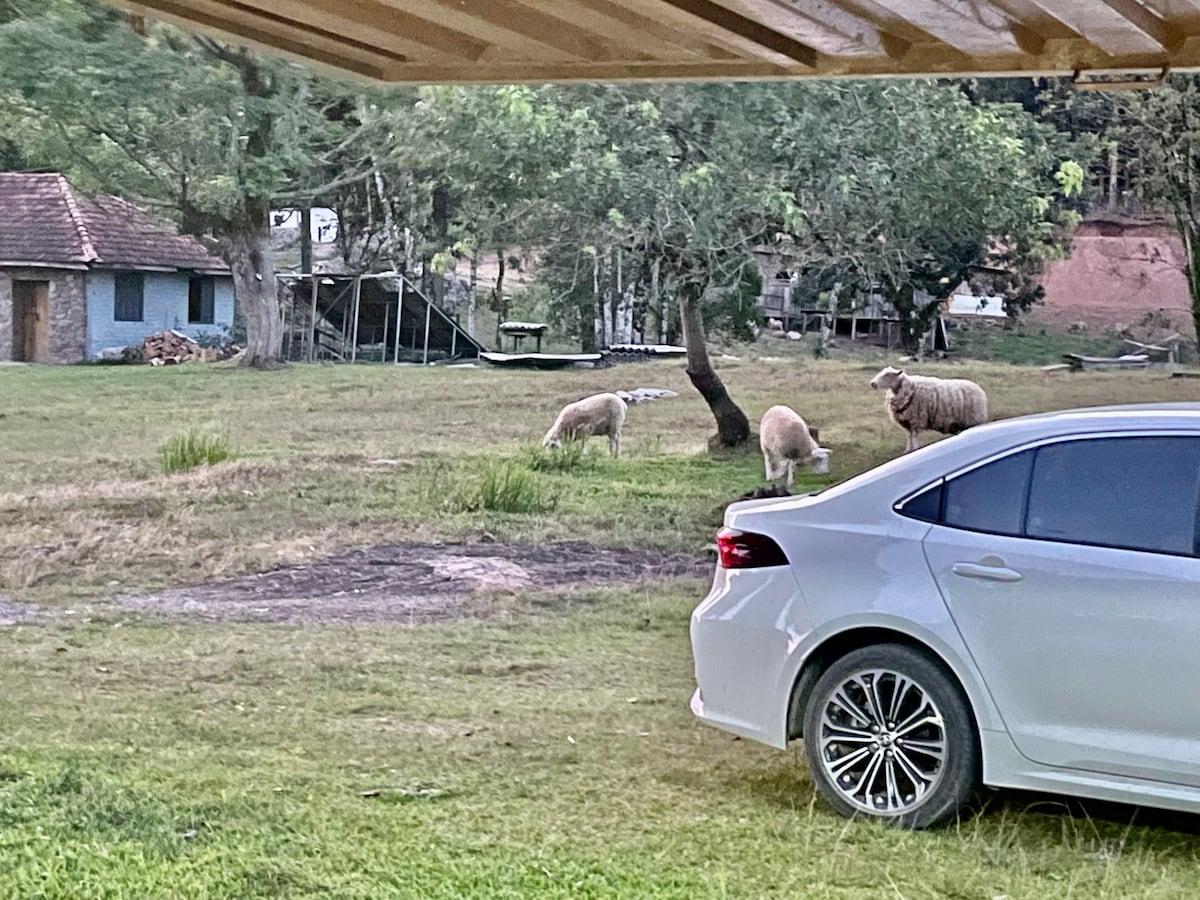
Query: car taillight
716 527 789 569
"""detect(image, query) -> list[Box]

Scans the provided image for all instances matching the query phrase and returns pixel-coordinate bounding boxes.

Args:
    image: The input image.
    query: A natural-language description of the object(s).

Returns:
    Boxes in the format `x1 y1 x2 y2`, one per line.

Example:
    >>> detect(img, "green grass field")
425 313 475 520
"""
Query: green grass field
1 354 1199 898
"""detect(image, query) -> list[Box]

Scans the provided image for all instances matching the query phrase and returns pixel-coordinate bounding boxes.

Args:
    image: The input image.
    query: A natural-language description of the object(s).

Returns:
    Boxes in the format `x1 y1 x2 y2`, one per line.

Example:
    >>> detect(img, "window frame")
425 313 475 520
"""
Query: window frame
188 275 215 325
895 430 1200 558
113 271 145 323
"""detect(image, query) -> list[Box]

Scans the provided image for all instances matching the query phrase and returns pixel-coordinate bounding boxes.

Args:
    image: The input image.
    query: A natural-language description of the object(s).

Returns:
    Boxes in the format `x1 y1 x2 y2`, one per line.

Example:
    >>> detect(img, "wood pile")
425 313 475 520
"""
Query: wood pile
141 330 218 365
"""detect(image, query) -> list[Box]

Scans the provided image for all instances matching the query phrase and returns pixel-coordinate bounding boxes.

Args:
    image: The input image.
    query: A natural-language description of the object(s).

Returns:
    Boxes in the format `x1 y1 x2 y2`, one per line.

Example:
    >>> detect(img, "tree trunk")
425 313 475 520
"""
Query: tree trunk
680 288 750 447
493 249 507 347
467 249 478 337
650 257 664 343
431 182 449 308
601 246 613 348
228 202 283 369
1180 220 1200 345
592 251 603 350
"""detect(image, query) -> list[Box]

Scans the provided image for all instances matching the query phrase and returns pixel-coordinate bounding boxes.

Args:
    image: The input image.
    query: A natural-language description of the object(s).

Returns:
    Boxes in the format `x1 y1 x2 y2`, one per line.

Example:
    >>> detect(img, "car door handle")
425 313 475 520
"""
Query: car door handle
951 562 1023 582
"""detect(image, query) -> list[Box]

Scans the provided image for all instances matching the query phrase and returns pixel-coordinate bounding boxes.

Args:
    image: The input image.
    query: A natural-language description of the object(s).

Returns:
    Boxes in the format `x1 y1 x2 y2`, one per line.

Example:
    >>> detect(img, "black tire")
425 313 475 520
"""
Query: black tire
801 643 979 829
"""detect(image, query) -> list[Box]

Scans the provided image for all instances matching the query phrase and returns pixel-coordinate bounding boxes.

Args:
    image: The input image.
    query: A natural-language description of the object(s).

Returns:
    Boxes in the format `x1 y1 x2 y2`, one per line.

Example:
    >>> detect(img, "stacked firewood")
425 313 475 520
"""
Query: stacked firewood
141 330 218 365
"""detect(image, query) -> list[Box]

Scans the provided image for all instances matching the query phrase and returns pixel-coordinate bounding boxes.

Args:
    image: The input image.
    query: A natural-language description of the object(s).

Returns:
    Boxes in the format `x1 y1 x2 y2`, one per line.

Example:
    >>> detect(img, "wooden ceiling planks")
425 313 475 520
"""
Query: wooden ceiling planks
99 0 1200 83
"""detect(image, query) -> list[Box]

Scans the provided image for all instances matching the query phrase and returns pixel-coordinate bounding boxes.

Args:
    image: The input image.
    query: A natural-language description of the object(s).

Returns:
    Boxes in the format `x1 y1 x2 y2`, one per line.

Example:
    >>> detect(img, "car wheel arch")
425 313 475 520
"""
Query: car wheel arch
785 627 982 749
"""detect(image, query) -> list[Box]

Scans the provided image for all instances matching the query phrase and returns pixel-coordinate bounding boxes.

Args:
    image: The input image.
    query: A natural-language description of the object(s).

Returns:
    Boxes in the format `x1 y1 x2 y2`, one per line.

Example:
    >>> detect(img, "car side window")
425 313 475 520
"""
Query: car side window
1025 437 1200 556
942 449 1034 537
897 481 943 522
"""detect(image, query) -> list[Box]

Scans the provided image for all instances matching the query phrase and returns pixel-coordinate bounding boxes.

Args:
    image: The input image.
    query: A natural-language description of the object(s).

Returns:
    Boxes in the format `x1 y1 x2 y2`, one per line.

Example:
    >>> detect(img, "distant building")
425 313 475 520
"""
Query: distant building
0 172 233 362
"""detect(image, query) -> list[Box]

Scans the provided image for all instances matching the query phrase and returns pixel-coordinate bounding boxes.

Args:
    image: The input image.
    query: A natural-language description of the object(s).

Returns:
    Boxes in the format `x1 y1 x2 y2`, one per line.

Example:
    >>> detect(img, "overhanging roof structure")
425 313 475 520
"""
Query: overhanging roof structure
102 1 1200 85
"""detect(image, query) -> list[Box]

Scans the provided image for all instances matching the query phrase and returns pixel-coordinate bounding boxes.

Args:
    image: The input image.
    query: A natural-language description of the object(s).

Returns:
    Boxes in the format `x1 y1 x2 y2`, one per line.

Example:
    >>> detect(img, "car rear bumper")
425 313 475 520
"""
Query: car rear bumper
689 565 810 750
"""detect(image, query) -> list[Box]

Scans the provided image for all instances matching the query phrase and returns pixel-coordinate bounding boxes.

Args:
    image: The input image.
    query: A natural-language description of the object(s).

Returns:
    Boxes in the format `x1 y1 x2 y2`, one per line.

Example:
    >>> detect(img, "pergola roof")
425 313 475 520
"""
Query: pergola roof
104 1 1200 84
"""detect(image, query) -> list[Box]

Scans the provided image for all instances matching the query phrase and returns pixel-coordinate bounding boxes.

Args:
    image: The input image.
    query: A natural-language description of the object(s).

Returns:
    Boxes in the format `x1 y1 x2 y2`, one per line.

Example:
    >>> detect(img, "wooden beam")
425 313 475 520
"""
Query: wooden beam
525 0 735 60
394 0 631 62
115 0 400 76
649 0 820 65
713 0 903 56
1101 0 1186 51
857 0 1023 53
1024 0 1176 54
236 0 490 62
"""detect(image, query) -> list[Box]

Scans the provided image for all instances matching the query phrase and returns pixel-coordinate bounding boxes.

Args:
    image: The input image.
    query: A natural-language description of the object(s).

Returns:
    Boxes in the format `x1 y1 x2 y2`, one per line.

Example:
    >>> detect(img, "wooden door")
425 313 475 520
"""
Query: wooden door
12 281 49 362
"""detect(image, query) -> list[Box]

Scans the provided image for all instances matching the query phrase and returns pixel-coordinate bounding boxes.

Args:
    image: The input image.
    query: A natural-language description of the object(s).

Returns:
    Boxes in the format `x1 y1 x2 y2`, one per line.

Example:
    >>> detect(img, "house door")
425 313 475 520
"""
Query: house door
12 281 49 362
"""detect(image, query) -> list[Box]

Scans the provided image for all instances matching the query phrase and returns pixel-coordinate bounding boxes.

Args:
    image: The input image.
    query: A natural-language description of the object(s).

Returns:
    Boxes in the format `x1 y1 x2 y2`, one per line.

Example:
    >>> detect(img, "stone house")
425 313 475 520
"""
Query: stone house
0 173 234 363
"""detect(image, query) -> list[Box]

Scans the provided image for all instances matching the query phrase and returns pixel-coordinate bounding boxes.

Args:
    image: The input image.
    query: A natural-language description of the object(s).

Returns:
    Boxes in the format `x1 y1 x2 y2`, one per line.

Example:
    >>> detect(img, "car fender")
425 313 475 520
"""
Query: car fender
777 611 1006 740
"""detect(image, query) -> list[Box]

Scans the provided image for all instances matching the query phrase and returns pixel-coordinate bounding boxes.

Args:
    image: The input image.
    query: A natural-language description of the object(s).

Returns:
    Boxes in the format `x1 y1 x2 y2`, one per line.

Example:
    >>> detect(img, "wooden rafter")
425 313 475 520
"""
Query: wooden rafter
97 0 1200 83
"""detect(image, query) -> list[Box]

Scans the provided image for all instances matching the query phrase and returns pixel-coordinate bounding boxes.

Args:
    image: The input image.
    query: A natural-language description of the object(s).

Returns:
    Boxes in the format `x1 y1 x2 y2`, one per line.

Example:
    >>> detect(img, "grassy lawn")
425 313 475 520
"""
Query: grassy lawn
947 323 1126 366
1 355 1199 897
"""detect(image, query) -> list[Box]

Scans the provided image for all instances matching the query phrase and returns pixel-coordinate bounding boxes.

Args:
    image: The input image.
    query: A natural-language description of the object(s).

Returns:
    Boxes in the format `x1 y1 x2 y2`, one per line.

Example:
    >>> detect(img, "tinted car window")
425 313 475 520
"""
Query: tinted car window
943 449 1034 536
898 482 943 522
1026 437 1200 556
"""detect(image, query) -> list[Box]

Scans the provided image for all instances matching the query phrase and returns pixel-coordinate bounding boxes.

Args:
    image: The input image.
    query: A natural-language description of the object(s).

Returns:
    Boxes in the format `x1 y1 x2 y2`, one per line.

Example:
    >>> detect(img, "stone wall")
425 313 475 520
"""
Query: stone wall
0 273 10 361
0 266 88 363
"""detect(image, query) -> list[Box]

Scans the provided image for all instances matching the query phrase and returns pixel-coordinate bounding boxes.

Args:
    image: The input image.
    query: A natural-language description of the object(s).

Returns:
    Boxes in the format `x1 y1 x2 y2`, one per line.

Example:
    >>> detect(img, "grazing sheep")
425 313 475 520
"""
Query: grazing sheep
869 365 988 452
543 392 627 458
759 405 832 485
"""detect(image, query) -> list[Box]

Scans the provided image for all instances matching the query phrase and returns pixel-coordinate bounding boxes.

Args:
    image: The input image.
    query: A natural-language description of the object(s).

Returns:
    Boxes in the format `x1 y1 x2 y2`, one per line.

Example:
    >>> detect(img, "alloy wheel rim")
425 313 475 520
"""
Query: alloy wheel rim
817 668 948 815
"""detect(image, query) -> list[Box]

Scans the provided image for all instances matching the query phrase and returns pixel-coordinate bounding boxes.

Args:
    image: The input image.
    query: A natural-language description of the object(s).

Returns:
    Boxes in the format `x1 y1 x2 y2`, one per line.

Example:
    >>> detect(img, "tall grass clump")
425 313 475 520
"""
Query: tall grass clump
158 429 234 474
521 439 602 473
453 460 558 513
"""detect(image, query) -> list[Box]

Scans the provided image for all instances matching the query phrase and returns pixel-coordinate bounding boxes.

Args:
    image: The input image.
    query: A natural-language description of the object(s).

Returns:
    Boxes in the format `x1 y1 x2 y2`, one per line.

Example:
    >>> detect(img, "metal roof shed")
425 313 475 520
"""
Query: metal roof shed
278 273 485 364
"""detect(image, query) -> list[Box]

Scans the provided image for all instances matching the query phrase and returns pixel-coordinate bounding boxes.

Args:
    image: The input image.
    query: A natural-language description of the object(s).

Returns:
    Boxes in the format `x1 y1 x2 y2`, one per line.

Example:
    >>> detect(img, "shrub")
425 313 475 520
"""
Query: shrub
159 429 234 474
453 461 558 514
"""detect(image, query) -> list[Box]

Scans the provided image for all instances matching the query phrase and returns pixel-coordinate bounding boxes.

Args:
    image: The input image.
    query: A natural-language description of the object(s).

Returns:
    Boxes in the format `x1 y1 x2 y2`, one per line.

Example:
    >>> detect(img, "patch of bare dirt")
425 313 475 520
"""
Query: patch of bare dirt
111 541 710 625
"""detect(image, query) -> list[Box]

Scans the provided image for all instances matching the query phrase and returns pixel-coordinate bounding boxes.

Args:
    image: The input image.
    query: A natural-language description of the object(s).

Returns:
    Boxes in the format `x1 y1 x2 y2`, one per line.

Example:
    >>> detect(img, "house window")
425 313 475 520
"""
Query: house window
113 272 144 322
188 276 215 325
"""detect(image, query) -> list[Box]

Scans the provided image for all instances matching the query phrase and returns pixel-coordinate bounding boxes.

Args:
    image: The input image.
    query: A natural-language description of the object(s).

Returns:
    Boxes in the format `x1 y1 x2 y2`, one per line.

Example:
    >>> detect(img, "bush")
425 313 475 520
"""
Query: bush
453 461 558 513
159 429 234 474
521 439 602 473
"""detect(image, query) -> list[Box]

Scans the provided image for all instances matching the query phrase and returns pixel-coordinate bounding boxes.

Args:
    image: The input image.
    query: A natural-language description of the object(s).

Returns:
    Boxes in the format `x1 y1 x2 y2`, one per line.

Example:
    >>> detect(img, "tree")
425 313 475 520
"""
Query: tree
0 0 368 367
1058 76 1200 342
521 84 785 445
768 81 1083 351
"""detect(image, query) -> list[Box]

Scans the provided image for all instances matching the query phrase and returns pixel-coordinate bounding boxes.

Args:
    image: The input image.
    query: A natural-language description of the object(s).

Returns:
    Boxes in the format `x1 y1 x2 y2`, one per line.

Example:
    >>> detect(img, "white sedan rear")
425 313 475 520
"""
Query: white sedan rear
690 403 1200 828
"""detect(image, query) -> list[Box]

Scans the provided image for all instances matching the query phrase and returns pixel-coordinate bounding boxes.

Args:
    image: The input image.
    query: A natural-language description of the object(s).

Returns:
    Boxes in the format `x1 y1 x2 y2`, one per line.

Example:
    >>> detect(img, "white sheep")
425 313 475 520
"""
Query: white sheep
869 365 988 452
759 405 831 485
542 392 627 458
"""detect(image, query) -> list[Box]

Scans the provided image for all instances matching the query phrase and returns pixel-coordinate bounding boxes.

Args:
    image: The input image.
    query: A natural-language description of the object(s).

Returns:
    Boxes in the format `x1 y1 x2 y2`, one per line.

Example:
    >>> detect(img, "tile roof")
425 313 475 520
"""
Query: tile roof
0 172 229 272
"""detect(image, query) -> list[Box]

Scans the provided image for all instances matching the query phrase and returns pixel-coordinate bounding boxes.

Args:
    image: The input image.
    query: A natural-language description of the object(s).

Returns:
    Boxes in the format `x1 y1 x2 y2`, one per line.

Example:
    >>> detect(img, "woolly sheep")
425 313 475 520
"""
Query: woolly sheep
869 365 988 452
759 405 831 485
542 392 627 458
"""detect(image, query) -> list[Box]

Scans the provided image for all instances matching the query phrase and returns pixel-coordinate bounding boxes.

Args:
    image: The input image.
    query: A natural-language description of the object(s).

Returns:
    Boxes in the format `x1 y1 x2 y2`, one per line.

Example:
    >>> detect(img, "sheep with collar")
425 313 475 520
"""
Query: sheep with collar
870 365 988 452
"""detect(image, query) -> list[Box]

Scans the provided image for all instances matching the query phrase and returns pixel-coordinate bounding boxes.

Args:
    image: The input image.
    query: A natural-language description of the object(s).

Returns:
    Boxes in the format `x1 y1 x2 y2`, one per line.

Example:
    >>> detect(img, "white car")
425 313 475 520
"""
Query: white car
690 403 1200 828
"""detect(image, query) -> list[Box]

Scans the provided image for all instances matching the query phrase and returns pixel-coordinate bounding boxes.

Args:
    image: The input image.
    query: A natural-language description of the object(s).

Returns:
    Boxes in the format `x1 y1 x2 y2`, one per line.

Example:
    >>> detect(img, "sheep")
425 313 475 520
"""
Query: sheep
542 392 627 458
869 365 988 452
759 405 831 485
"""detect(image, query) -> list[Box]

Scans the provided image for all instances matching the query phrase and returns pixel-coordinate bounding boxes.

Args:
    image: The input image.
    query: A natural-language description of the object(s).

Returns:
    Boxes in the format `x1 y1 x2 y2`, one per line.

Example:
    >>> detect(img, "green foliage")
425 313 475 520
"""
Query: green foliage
1055 160 1086 197
521 439 602 473
950 323 1123 365
452 460 558 514
158 429 234 474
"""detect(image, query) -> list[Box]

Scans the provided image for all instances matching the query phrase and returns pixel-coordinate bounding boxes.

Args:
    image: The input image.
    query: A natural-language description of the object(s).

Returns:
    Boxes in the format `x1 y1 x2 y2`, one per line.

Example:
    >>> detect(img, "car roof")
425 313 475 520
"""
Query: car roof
1008 401 1200 421
777 401 1200 512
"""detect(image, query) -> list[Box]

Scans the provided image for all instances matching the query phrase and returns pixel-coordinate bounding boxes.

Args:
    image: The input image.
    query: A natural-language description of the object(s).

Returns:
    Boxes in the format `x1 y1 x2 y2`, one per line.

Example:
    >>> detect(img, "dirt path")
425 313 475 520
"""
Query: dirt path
103 541 710 625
